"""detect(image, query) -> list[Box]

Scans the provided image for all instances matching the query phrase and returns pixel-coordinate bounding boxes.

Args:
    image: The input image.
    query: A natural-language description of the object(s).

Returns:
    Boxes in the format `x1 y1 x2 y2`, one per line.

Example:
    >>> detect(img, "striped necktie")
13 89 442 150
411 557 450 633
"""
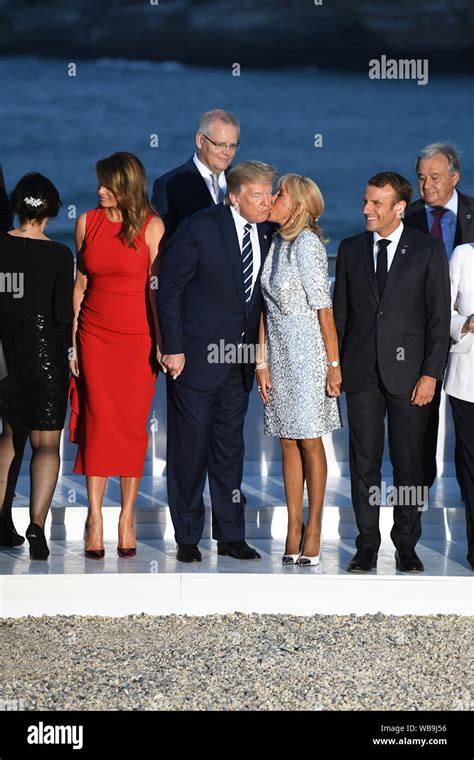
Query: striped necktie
242 223 253 304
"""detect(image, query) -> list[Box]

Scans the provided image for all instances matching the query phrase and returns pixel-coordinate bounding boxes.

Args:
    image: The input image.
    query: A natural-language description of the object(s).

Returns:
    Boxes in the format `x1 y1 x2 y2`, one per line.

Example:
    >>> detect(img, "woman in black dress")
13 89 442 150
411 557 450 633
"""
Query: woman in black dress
0 173 74 559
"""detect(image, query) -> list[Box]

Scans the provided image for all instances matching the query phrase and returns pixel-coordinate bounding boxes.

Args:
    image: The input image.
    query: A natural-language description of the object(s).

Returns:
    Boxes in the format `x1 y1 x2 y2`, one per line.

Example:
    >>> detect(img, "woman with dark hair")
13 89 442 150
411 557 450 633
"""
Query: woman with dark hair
69 152 164 559
0 172 74 559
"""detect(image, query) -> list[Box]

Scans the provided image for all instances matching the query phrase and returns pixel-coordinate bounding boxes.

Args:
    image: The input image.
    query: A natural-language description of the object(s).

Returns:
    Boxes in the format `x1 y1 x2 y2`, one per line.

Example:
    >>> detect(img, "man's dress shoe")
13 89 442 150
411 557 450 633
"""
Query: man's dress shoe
176 544 202 563
217 539 261 560
395 548 424 572
347 547 378 573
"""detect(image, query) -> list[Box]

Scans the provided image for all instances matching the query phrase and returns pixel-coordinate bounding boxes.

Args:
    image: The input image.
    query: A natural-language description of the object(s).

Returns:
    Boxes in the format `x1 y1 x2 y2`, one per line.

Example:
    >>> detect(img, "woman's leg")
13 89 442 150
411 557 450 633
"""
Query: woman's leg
118 477 140 548
28 429 62 529
280 438 305 554
85 476 107 551
0 420 28 539
299 437 327 557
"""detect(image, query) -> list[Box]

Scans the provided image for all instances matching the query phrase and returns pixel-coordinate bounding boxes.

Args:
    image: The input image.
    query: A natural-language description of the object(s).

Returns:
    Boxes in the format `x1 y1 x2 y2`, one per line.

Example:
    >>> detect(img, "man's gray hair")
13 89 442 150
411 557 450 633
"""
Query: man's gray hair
197 109 240 136
225 161 277 201
416 143 461 175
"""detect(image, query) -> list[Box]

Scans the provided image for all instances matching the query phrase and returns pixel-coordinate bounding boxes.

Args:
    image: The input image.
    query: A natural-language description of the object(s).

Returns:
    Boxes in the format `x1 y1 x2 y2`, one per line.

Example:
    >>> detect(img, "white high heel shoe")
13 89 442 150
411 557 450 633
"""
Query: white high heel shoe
282 523 305 566
298 535 322 567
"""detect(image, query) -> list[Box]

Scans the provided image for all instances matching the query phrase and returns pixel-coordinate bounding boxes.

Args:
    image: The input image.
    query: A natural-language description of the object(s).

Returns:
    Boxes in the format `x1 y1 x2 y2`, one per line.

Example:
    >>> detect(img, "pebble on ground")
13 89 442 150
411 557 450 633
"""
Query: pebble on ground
0 613 472 711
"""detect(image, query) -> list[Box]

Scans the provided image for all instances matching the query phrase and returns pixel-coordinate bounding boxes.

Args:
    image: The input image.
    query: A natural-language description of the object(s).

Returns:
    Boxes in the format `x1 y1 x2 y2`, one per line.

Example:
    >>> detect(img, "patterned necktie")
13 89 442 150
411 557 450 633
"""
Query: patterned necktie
376 238 390 295
430 207 447 240
211 173 224 204
242 223 253 304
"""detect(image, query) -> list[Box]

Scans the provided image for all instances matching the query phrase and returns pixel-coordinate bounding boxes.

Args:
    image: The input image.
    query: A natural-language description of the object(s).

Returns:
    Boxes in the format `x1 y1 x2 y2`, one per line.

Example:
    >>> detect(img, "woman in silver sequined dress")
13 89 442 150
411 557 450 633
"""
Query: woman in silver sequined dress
257 174 342 567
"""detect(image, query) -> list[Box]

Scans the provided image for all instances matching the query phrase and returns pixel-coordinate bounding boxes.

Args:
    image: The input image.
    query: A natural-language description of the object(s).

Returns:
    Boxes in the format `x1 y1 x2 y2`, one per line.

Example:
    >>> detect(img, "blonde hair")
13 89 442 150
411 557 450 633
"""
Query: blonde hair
95 152 156 248
225 160 276 201
277 174 328 244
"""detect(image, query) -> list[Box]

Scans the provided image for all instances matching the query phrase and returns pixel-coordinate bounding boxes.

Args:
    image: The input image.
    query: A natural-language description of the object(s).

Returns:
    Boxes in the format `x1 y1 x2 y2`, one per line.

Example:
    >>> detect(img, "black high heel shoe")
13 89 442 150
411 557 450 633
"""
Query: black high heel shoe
282 523 305 566
25 522 50 561
0 515 25 547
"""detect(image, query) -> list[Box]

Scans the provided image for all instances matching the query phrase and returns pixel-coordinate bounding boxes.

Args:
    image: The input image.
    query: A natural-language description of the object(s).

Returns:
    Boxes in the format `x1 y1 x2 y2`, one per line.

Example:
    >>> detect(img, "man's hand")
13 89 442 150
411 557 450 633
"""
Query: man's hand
161 353 185 380
411 375 436 406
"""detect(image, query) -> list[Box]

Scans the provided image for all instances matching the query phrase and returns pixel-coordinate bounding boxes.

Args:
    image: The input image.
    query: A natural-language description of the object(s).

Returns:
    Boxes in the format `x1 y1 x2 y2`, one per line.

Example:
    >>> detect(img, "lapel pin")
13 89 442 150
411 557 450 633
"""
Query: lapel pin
401 246 407 255
466 214 472 220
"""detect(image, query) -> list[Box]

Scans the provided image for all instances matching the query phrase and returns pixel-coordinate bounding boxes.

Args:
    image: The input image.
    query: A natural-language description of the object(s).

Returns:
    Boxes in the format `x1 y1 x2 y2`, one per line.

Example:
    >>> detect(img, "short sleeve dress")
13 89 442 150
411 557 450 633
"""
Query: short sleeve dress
260 228 342 439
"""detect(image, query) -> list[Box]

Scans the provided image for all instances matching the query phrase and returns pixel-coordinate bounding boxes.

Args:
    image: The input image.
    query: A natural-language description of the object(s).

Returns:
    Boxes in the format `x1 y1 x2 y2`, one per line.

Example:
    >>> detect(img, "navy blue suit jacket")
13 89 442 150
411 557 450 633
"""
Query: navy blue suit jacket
152 157 219 239
333 225 450 395
157 204 274 392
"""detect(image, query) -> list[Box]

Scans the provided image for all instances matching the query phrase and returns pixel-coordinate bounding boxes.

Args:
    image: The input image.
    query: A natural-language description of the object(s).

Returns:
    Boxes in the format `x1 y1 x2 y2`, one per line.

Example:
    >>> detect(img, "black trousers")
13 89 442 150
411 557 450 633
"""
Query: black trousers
346 366 429 552
448 395 474 565
423 380 464 494
166 364 249 545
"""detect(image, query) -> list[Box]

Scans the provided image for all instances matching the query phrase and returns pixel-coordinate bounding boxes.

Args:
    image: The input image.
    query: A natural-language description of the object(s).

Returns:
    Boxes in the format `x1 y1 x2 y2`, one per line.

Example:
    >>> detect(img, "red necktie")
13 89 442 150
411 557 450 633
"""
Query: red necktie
430 208 447 240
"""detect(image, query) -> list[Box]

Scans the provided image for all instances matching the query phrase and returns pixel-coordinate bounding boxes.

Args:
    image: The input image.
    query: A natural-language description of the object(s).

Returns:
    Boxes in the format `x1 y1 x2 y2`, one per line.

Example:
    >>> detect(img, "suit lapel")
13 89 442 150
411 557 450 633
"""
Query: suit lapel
186 157 215 206
455 191 474 247
409 204 429 235
220 205 245 303
363 232 379 303
379 226 412 303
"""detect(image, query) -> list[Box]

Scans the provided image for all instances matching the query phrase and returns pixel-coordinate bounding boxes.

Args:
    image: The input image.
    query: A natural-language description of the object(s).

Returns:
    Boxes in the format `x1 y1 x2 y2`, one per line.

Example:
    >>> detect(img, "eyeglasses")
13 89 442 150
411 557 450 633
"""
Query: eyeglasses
199 133 241 151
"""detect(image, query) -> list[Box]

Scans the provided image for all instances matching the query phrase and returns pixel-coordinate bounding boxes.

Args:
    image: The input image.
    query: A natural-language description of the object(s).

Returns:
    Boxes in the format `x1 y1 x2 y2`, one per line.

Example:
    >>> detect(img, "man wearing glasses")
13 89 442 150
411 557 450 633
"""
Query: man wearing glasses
151 109 240 238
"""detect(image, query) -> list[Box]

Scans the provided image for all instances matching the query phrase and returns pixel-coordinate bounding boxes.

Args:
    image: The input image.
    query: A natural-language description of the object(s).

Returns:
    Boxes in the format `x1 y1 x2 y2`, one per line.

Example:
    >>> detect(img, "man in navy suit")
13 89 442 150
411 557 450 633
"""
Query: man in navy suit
405 143 474 493
334 172 450 573
0 164 12 232
151 109 240 239
157 161 276 562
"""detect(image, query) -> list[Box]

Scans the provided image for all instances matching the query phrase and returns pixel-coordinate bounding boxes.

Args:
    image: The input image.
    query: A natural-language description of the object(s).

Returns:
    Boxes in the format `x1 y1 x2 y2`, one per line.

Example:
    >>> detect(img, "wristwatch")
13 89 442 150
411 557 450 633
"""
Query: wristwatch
327 360 340 368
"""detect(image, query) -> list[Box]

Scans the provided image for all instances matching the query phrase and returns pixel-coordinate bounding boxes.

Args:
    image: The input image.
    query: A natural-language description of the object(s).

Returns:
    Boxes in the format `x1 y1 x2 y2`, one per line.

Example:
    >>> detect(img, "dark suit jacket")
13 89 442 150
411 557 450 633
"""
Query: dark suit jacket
157 204 273 392
333 225 451 395
0 164 12 232
152 156 224 238
405 190 474 247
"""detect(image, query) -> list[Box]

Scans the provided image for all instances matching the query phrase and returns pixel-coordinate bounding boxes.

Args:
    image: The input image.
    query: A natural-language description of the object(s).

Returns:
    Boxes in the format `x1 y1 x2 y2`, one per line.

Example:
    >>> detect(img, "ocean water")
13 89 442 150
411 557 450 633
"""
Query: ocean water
1 55 473 271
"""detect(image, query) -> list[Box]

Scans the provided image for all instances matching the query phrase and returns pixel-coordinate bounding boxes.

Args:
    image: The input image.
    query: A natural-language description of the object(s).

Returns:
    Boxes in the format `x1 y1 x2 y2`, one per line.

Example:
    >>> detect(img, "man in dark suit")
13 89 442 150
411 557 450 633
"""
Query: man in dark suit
333 172 450 573
0 164 13 232
157 160 276 563
405 143 474 492
151 109 240 239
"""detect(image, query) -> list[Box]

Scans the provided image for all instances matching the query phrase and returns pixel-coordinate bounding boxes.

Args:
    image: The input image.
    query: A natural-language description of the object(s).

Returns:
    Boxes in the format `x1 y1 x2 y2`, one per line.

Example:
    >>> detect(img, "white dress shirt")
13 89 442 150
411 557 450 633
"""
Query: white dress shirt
193 153 226 204
230 205 261 299
373 222 404 272
444 242 474 402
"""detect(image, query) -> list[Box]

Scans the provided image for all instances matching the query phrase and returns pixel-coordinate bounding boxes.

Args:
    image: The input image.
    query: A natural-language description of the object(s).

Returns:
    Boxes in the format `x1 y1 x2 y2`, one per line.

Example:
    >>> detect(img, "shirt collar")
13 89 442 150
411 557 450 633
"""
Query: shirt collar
424 188 458 215
374 221 404 247
193 152 224 180
229 204 255 232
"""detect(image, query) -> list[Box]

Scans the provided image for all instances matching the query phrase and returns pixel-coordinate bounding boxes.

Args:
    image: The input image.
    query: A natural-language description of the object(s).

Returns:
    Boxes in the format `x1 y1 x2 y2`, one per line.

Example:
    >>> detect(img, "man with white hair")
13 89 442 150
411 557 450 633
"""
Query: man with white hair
151 109 240 238
405 143 474 492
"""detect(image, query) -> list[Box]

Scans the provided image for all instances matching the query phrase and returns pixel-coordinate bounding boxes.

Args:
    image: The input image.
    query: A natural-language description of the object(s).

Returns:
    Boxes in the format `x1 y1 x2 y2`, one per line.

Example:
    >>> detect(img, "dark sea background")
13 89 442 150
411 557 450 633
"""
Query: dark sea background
1 55 471 465
1 55 473 274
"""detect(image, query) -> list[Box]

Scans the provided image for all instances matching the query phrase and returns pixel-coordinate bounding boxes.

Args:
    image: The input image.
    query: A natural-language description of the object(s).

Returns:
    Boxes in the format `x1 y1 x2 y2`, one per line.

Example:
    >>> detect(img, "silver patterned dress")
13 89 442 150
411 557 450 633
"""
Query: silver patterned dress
260 228 342 439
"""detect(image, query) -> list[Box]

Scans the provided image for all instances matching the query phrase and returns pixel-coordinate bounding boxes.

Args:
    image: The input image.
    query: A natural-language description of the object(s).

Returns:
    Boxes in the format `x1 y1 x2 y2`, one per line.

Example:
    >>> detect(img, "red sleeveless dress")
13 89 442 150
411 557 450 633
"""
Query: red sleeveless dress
69 208 157 476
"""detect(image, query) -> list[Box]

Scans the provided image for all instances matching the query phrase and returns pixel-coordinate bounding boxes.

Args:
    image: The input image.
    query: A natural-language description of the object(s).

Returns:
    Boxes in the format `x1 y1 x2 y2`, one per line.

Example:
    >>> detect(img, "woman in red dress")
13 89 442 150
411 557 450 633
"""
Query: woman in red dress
69 152 164 558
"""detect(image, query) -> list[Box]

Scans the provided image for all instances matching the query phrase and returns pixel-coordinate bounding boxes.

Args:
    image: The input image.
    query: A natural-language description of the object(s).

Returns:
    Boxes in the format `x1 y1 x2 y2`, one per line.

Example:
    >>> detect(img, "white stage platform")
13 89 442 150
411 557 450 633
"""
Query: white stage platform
0 475 472 618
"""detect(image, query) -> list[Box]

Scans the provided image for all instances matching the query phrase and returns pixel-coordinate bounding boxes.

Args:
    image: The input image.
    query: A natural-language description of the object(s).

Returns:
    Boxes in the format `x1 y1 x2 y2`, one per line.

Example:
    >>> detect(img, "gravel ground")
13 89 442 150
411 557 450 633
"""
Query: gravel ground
0 613 472 711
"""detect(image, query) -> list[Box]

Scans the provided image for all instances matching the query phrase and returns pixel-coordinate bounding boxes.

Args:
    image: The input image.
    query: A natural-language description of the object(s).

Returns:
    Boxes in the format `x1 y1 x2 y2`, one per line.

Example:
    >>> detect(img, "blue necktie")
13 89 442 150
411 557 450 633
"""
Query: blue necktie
242 223 253 304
